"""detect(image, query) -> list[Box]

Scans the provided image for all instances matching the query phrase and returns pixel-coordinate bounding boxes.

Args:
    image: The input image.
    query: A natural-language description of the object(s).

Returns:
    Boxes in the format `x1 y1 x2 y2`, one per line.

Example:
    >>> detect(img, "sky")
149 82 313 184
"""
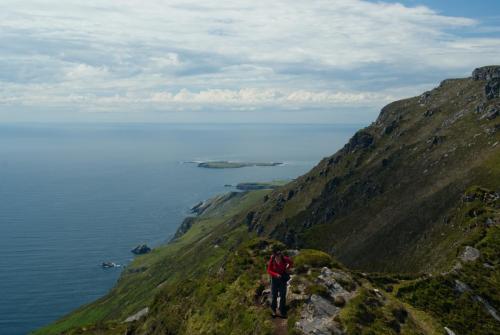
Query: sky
0 0 499 123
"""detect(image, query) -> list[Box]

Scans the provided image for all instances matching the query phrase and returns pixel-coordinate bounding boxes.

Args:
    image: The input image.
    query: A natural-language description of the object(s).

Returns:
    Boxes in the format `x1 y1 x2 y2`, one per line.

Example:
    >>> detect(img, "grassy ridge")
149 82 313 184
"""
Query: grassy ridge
33 190 272 334
35 186 499 334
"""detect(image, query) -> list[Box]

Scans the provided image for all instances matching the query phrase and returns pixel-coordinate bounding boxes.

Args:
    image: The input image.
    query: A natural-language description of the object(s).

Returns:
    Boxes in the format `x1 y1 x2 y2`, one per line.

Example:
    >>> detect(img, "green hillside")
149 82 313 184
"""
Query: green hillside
34 66 500 335
251 66 500 273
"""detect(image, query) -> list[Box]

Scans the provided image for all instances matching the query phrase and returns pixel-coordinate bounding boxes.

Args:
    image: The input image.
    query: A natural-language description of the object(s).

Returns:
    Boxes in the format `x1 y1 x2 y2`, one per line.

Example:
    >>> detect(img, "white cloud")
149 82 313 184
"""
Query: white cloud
0 0 499 119
150 88 394 107
150 53 181 68
1 86 394 111
65 64 109 80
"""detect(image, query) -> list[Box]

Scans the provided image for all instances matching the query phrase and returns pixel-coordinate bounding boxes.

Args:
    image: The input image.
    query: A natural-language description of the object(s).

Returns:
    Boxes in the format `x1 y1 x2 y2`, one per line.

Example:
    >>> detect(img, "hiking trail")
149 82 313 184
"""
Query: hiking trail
273 317 287 335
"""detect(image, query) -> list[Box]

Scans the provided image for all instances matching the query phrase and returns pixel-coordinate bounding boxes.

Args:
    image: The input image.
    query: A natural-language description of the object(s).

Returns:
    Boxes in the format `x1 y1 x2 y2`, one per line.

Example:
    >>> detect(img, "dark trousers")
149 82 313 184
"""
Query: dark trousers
271 276 287 315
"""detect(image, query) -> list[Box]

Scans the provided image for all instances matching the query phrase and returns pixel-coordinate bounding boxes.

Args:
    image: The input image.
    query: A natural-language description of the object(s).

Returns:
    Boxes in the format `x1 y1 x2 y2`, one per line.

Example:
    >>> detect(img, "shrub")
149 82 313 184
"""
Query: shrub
294 249 333 271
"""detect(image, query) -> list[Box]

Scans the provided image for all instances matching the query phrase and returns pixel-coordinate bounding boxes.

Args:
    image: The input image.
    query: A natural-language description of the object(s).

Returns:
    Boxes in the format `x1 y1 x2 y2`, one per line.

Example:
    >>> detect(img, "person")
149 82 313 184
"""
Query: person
267 246 293 318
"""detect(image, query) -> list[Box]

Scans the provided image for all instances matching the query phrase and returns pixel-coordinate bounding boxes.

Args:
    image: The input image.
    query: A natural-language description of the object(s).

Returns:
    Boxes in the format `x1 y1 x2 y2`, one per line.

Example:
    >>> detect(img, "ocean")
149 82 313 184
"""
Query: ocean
0 123 358 334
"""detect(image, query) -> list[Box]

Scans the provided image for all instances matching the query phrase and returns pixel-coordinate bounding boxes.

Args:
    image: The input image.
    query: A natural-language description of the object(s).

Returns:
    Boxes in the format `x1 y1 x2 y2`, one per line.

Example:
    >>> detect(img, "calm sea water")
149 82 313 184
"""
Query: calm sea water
0 123 358 334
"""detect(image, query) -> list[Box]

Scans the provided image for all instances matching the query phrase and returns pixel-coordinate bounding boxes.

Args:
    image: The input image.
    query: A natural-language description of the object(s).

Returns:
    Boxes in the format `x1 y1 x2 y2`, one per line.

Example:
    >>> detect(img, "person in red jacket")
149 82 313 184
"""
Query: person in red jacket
267 246 293 318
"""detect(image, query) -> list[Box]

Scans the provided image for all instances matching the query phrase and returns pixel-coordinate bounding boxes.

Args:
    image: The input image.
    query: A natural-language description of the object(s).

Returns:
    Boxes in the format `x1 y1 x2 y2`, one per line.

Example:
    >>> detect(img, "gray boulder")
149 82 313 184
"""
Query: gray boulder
460 246 480 262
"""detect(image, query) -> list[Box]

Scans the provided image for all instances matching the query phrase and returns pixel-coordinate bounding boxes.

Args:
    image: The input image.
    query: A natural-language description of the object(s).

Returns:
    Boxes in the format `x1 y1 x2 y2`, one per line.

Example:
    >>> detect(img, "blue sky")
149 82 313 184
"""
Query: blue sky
1 0 499 123
391 1 500 19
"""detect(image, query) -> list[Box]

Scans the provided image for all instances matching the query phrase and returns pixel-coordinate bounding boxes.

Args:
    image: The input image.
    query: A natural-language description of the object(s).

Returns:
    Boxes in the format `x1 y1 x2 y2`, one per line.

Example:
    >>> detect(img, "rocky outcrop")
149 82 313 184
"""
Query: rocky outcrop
472 66 500 100
454 279 500 322
190 201 205 214
295 267 357 335
342 130 374 153
101 261 120 268
131 244 151 255
297 294 343 335
175 192 251 241
190 192 240 216
485 79 500 100
444 326 457 335
172 217 196 240
124 307 149 323
479 106 499 121
472 66 500 81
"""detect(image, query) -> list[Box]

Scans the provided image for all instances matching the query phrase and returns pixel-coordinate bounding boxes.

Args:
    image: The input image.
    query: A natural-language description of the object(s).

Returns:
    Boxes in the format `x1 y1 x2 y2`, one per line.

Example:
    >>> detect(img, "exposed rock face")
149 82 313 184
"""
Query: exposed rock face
342 130 374 153
297 294 343 335
479 107 499 121
472 66 500 81
474 295 500 322
296 267 356 335
454 279 500 322
485 79 500 100
444 326 457 335
190 192 240 216
131 244 151 255
174 192 247 240
190 201 205 214
317 267 354 297
472 66 500 100
172 217 196 240
454 279 470 293
124 307 149 323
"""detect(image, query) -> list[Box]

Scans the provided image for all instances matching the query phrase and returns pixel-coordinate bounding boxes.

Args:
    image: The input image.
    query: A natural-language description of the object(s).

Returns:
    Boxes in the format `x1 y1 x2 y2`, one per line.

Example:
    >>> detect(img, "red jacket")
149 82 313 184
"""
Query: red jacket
267 255 293 278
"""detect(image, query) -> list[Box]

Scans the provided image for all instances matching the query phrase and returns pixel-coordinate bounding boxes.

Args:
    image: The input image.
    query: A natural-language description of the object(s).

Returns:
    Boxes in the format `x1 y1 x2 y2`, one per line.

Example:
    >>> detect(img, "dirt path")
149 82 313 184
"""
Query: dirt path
273 317 287 335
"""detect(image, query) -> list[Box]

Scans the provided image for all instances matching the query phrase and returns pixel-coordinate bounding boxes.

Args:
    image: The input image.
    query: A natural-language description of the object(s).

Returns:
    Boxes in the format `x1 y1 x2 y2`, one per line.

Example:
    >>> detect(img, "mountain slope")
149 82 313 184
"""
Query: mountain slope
247 66 500 273
34 66 500 335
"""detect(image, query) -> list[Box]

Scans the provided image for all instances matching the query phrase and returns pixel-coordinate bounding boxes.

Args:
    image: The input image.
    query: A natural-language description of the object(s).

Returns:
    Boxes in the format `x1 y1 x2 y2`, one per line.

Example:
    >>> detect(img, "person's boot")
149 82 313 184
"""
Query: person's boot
271 309 277 318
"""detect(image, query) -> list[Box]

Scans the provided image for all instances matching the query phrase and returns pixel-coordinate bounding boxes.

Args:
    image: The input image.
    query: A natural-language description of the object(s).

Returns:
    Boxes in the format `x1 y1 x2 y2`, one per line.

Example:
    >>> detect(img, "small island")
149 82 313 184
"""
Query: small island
197 161 283 169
